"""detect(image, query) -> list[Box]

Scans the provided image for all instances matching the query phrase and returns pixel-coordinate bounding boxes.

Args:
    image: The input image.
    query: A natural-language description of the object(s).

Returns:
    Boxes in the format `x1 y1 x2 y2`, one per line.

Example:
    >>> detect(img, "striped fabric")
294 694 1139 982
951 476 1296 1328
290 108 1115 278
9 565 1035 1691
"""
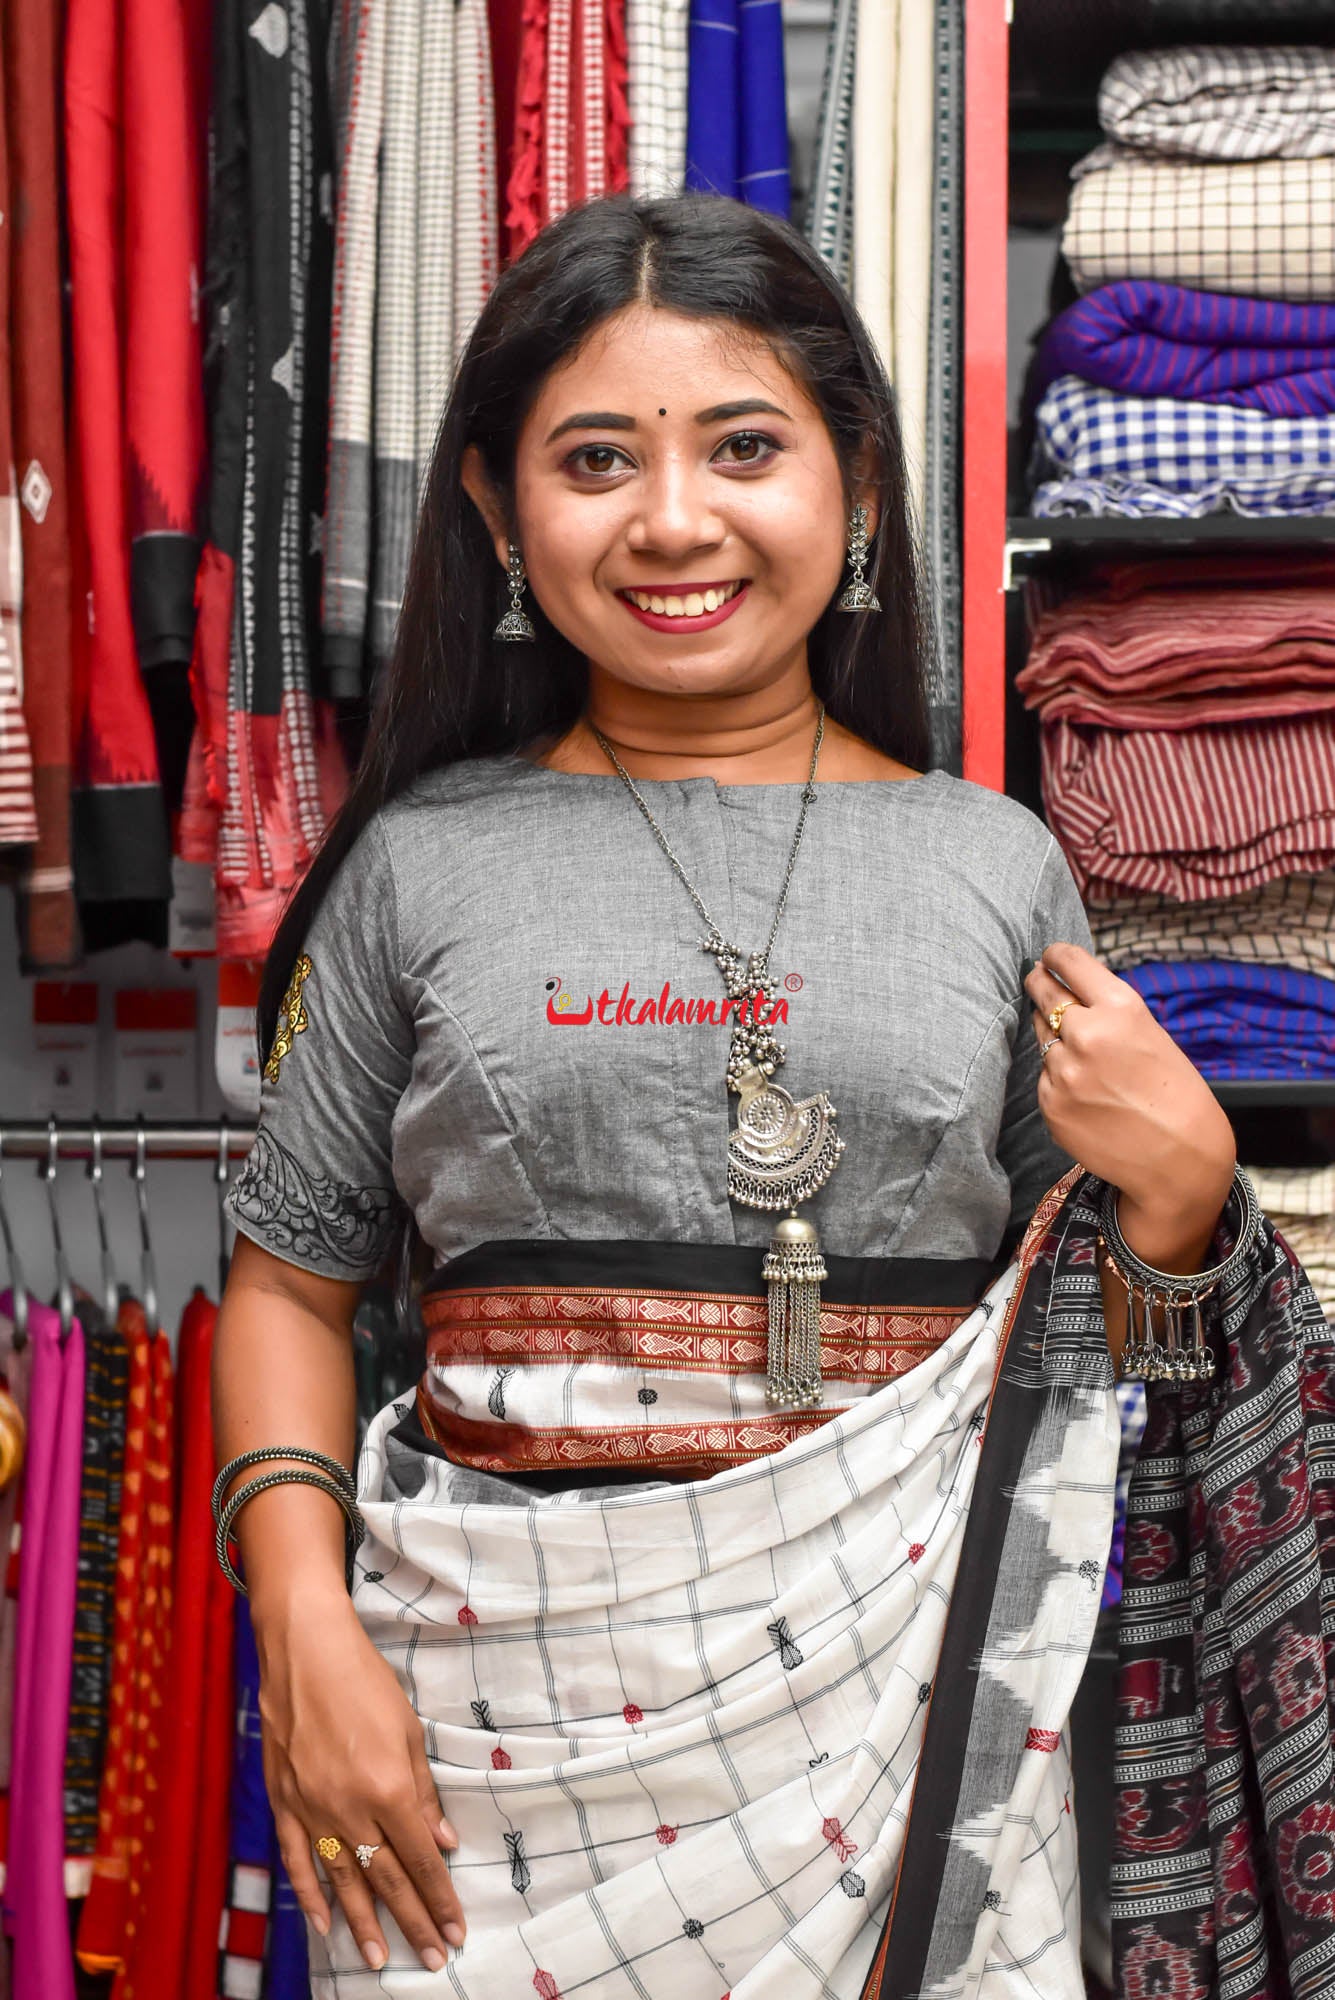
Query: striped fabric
1039 711 1335 901
1088 44 1335 167
1246 1165 1335 1326
1122 958 1335 1080
1088 873 1335 981
1031 375 1335 518
626 0 689 198
1016 558 1335 729
507 0 630 258
1062 154 1335 301
1034 282 1335 419
923 0 965 775
804 0 855 283
0 485 35 849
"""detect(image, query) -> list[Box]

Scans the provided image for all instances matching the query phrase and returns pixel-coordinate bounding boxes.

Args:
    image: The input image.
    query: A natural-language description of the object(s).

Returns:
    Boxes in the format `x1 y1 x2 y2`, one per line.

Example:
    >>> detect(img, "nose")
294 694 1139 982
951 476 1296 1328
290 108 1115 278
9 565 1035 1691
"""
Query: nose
625 452 727 561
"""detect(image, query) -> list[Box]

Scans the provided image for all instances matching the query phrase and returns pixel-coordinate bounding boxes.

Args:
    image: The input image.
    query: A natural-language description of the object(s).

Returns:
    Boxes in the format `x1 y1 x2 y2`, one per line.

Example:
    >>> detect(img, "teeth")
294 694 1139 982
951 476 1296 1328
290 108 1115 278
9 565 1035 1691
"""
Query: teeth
626 582 741 618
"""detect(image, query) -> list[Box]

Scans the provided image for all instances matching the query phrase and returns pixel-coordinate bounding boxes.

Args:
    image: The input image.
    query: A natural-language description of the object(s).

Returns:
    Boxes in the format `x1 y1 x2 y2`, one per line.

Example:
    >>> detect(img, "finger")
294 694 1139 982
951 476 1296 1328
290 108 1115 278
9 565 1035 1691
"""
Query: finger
382 1800 468 1949
408 1728 458 1851
353 1833 453 1972
275 1806 332 1938
1031 940 1121 1007
315 1836 392 1971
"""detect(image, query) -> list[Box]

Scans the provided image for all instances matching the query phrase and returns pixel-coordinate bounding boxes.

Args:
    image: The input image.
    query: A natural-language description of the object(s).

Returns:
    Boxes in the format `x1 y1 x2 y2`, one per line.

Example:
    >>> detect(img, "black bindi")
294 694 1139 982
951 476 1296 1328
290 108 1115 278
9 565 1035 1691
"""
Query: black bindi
658 408 667 416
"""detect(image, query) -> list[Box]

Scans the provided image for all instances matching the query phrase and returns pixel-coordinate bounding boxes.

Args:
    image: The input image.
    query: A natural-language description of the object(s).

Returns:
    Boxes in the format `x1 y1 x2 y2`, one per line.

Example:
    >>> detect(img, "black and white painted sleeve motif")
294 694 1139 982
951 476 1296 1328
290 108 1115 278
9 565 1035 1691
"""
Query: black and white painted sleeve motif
224 816 414 1282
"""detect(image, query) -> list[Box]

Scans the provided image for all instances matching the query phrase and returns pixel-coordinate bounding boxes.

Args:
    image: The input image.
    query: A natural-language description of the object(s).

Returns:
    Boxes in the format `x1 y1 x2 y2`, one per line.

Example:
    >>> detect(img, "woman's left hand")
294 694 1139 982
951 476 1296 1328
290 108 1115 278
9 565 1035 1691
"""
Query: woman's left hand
1022 942 1237 1224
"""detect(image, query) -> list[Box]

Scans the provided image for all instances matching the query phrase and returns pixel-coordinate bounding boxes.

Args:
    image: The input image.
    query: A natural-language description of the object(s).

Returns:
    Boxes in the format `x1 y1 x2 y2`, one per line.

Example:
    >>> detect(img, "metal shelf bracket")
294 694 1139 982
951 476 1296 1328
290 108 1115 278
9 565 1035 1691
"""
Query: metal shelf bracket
1003 536 1052 592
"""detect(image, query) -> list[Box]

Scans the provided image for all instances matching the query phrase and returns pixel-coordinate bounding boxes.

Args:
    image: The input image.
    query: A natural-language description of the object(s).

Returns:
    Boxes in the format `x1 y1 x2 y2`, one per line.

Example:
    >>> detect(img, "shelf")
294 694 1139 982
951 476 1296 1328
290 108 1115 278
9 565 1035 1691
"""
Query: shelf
1212 1081 1335 1110
1004 515 1335 586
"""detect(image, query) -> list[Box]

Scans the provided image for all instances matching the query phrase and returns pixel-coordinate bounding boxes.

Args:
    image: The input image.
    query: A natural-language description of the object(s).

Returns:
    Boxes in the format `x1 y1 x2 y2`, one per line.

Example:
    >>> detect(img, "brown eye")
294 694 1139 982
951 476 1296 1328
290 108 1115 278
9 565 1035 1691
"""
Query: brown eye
715 431 780 467
567 444 628 478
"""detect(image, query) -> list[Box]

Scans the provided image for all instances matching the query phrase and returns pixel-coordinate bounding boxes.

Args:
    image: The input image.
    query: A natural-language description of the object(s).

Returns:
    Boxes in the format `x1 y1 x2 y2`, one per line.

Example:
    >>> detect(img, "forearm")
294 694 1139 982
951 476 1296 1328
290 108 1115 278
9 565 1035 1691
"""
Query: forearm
212 1252 361 1624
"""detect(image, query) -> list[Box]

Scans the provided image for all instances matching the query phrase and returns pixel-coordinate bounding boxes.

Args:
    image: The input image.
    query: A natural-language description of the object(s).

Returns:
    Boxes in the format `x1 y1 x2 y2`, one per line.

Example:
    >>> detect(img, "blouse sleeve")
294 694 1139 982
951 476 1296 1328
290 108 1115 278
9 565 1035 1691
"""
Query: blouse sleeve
995 833 1095 1246
223 815 415 1282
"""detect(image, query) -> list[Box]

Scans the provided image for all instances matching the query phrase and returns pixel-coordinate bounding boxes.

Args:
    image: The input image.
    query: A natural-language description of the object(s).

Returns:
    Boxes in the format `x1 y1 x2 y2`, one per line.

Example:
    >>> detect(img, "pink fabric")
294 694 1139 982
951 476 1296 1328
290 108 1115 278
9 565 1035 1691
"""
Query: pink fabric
1 1294 84 2000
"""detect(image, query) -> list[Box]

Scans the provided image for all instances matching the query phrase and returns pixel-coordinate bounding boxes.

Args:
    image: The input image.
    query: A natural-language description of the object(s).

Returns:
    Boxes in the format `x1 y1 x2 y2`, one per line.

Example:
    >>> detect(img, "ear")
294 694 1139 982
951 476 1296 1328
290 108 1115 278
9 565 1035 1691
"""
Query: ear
460 445 512 570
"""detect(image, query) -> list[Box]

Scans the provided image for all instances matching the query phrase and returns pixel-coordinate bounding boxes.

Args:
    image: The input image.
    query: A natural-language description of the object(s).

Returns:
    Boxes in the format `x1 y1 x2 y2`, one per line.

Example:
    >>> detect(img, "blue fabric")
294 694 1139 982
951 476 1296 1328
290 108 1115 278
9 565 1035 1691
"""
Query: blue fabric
1123 959 1335 1079
265 1854 312 1999
230 1599 273 1868
685 0 789 215
1034 281 1335 419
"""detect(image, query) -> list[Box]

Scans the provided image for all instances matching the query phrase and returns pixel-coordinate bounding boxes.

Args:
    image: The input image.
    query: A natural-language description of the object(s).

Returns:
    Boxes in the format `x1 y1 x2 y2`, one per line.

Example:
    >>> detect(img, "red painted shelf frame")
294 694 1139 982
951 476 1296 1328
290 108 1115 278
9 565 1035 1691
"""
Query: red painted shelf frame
961 0 1008 792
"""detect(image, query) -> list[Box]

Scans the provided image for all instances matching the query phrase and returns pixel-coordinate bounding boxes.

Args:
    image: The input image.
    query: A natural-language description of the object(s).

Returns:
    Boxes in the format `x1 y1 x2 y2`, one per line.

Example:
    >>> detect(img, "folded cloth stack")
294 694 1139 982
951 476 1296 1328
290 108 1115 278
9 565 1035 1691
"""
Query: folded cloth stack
1021 556 1335 1075
1243 1164 1335 1324
1120 960 1335 1080
1032 45 1335 516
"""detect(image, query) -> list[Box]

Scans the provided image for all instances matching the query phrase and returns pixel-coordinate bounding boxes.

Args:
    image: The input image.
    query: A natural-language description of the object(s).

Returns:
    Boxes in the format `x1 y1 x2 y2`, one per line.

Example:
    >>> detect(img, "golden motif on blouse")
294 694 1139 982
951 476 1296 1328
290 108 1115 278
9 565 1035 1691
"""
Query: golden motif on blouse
264 954 313 1084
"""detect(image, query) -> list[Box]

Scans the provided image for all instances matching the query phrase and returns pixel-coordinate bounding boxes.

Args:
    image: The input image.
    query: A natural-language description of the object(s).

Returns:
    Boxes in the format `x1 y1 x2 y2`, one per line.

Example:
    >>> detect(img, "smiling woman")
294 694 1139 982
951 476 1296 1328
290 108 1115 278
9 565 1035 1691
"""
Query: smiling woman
209 193 1294 2000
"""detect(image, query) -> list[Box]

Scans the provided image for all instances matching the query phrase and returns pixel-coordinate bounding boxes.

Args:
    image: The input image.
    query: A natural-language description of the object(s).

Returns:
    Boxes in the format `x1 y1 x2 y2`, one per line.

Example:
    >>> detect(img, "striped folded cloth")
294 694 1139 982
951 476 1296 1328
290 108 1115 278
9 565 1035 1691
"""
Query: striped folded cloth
1016 557 1335 728
1062 154 1335 301
1080 45 1335 170
1033 282 1335 419
1040 711 1335 902
1243 1164 1335 1326
1122 958 1335 1080
1089 873 1335 980
1030 376 1335 518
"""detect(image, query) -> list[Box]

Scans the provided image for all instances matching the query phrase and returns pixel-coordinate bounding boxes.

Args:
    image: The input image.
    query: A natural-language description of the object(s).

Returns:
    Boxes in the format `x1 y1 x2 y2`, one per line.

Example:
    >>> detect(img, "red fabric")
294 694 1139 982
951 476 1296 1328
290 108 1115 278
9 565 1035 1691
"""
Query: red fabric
65 0 162 797
179 545 234 866
184 1554 234 2000
505 0 548 258
1017 557 1335 729
489 0 525 225
6 0 78 966
130 1290 229 2000
1041 712 1335 903
604 0 629 195
76 1309 174 1988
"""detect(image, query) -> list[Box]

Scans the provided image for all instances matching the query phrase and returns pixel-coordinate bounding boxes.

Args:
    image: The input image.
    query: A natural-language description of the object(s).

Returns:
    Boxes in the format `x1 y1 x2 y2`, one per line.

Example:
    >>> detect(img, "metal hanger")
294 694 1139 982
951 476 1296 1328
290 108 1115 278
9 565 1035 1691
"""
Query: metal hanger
42 1118 76 1343
0 1131 29 1347
132 1119 160 1336
215 1117 232 1300
86 1118 120 1327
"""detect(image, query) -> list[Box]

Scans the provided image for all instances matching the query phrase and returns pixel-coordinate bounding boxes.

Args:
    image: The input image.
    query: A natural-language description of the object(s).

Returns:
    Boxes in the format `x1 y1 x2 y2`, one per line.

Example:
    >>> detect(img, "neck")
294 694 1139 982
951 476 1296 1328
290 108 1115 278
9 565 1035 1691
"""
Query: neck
550 667 825 784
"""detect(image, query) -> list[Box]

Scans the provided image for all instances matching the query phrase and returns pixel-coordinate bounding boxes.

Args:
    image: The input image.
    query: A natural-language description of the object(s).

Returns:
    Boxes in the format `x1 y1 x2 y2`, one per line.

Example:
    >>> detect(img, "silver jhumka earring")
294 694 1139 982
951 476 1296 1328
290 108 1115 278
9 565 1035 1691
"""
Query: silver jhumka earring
836 504 881 613
493 541 536 641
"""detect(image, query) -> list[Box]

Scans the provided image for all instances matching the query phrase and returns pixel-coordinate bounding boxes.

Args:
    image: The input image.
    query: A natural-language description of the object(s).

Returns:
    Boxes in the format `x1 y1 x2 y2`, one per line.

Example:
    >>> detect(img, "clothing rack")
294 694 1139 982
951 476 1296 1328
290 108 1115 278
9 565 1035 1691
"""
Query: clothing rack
0 1120 257 1161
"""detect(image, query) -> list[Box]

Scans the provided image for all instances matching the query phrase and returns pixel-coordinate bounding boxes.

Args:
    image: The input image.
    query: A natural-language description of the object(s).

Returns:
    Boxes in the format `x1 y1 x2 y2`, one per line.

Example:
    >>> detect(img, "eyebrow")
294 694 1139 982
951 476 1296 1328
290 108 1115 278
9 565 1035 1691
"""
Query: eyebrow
543 398 793 445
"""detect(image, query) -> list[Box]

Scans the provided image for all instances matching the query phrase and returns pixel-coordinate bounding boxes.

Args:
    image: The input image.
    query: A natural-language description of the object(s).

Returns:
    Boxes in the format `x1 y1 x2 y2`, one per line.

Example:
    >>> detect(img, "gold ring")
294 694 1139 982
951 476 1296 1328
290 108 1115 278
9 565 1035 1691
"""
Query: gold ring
316 1836 343 1862
1047 1000 1076 1035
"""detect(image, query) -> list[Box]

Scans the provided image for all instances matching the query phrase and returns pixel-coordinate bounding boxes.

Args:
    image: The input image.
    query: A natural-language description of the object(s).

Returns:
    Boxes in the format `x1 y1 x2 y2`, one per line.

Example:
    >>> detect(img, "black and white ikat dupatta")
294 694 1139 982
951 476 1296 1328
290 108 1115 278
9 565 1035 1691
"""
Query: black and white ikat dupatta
315 1169 1121 1998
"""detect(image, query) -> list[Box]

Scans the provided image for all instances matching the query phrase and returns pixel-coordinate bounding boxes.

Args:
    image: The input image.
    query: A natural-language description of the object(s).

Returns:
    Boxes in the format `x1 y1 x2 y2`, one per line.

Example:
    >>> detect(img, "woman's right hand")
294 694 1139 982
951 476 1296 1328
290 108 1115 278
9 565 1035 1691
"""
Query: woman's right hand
252 1579 467 1973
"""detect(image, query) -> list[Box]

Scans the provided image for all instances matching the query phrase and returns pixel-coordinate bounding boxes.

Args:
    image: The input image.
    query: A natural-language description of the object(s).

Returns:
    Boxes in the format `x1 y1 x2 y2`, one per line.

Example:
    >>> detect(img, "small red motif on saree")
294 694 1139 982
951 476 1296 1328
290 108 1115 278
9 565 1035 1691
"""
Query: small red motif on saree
491 1747 512 1770
656 1824 678 1845
458 1604 478 1625
1026 1727 1060 1753
533 1976 561 2000
822 1817 857 1862
908 1543 925 1564
623 1702 644 1724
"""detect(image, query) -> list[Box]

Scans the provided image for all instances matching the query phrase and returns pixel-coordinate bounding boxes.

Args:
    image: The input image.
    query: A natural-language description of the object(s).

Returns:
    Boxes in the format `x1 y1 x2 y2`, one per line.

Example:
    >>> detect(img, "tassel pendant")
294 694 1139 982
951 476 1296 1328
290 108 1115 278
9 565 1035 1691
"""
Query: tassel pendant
762 1213 827 1409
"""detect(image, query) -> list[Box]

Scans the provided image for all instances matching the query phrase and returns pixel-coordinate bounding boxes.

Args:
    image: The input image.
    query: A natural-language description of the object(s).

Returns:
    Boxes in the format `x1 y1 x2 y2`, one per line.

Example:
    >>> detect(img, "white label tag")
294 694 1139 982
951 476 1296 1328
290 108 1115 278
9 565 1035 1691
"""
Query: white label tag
216 1005 262 1117
168 856 218 956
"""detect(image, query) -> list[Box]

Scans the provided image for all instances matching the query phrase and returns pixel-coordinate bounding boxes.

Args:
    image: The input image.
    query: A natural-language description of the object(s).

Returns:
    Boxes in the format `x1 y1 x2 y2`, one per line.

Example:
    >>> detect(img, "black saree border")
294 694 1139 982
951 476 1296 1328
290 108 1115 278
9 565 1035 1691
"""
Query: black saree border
422 1235 1007 1310
860 1165 1091 2000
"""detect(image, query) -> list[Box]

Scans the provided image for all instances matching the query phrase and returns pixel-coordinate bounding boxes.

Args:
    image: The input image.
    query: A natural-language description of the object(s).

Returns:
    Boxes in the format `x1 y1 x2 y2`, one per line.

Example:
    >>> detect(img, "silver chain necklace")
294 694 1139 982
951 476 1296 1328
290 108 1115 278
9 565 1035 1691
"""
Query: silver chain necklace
589 706 845 1408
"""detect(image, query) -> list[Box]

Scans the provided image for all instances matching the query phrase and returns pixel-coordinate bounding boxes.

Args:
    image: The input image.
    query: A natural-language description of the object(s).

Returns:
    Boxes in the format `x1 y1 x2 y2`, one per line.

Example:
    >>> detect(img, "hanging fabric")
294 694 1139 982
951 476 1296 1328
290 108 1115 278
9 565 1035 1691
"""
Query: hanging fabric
507 0 630 259
130 1289 233 2000
805 0 855 284
684 0 790 215
626 0 688 197
2 1299 84 2000
2 0 78 971
180 0 348 960
0 75 37 865
922 0 964 776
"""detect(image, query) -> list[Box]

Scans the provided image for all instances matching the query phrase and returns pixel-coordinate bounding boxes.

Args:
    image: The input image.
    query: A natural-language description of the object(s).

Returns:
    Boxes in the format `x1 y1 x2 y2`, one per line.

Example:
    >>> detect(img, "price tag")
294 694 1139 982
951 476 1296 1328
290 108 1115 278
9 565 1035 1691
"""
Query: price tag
31 983 98 1113
113 989 199 1118
216 960 262 1117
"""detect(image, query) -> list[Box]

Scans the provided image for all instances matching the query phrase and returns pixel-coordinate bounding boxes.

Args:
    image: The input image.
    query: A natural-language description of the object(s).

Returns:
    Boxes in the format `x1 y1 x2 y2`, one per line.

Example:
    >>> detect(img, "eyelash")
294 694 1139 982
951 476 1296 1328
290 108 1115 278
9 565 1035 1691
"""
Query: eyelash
562 431 785 479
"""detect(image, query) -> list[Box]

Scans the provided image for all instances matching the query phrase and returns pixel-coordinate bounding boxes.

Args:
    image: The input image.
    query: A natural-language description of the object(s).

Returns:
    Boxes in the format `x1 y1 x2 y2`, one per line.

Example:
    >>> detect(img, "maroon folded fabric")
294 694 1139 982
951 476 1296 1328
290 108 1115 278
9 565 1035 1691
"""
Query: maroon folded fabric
1041 712 1335 901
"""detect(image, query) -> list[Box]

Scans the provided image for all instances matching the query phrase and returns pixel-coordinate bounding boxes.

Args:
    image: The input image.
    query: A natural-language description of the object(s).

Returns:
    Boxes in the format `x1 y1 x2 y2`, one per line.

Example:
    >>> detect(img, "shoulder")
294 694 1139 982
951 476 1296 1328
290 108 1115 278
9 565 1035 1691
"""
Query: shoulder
895 769 1055 862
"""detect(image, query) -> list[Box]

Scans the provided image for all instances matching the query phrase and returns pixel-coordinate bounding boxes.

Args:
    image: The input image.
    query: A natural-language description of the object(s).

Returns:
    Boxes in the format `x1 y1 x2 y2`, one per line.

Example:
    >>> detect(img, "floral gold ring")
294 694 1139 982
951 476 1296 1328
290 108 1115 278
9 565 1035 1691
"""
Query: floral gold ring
316 1836 343 1863
1046 1000 1076 1035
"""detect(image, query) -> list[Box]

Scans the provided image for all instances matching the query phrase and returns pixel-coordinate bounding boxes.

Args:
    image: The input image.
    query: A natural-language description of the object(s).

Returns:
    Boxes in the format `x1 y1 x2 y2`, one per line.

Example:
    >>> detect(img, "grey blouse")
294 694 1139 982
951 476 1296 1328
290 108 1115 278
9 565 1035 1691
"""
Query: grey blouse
225 753 1095 1281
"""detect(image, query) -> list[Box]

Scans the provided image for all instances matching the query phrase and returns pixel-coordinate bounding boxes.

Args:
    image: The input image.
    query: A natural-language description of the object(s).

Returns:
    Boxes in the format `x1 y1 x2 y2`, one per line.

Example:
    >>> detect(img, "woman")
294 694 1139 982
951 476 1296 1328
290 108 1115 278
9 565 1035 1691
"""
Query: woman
213 193 1241 1997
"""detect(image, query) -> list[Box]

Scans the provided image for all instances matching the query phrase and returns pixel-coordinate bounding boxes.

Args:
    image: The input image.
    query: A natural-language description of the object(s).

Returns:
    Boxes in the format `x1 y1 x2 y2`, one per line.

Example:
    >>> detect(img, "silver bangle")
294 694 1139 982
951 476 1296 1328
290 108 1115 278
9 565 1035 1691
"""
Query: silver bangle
212 1446 356 1528
215 1468 366 1596
1097 1164 1261 1386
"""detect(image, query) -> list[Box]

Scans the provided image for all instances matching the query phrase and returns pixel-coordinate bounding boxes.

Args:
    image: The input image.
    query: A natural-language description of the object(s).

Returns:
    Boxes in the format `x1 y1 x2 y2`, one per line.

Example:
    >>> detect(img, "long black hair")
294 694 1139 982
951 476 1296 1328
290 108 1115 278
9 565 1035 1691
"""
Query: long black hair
259 192 932 1056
